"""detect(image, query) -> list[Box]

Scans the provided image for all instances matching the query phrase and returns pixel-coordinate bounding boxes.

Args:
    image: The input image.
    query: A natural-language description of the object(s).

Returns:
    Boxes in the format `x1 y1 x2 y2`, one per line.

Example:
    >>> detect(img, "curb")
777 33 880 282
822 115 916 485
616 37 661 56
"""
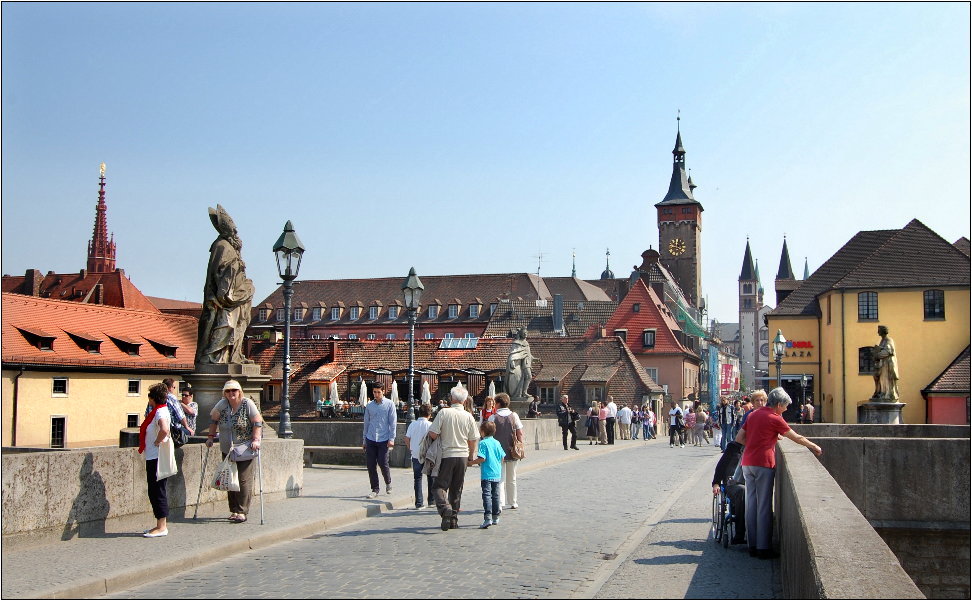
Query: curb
24 440 646 599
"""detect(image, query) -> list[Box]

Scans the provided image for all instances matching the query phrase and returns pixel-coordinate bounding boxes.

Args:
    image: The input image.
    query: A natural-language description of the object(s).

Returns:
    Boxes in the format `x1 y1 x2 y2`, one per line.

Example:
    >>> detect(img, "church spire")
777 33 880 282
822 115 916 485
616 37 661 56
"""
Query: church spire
600 248 615 280
803 257 810 280
776 236 795 280
656 112 698 206
87 162 117 273
571 249 577 278
739 238 756 281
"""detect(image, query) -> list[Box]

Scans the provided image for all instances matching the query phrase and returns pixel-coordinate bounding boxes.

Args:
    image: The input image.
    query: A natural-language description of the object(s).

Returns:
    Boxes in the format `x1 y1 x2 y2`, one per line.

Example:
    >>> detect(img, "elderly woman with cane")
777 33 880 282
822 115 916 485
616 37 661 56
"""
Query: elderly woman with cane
205 380 263 523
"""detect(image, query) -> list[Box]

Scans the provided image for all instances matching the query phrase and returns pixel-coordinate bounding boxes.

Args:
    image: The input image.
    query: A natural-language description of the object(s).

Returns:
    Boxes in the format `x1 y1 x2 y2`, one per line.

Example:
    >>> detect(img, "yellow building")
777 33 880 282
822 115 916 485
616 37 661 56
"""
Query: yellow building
2 293 197 448
767 220 970 424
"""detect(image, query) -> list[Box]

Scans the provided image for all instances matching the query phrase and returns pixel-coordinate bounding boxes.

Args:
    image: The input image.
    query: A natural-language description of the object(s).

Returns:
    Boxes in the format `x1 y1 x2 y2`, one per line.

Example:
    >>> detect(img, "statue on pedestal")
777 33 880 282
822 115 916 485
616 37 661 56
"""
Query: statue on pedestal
505 327 533 401
196 205 255 365
870 325 899 401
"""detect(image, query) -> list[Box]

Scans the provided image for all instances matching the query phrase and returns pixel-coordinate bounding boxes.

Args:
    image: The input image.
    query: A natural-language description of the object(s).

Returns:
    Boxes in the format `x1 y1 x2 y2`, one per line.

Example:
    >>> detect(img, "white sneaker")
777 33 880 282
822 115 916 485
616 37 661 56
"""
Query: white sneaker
680 443 685 448
367 491 378 499
386 485 392 495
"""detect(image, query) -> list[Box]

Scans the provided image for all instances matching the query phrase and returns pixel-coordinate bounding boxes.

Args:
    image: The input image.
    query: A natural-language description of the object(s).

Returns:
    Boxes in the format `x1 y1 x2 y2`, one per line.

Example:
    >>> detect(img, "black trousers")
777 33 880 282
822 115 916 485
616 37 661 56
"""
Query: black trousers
561 423 577 449
726 482 747 541
365 438 392 492
606 417 616 444
145 459 169 519
433 457 468 518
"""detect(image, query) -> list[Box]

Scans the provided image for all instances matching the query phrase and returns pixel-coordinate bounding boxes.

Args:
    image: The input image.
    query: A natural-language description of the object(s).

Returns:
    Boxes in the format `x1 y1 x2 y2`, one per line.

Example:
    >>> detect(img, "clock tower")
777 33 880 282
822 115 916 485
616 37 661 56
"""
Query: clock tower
655 120 703 308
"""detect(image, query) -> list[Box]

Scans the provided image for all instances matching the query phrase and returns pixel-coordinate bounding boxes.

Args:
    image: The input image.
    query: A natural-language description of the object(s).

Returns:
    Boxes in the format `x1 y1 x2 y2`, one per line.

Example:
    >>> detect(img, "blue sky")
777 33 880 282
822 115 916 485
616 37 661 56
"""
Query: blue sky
2 2 969 323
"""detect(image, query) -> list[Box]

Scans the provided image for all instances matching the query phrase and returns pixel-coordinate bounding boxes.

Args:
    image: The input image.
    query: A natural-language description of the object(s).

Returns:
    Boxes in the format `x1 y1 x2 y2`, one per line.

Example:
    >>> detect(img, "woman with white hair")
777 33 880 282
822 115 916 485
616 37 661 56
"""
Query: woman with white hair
735 387 822 560
205 379 263 523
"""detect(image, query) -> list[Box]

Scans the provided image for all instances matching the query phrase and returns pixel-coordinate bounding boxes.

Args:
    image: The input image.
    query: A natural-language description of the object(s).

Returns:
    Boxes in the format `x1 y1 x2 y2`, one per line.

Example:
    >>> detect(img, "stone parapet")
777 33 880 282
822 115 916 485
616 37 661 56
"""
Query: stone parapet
775 438 924 599
1 438 302 546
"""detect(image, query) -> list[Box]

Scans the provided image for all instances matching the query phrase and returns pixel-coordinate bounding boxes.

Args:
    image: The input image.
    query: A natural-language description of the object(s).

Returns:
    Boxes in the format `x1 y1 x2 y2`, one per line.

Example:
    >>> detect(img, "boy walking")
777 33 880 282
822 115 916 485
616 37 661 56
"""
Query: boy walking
469 421 506 529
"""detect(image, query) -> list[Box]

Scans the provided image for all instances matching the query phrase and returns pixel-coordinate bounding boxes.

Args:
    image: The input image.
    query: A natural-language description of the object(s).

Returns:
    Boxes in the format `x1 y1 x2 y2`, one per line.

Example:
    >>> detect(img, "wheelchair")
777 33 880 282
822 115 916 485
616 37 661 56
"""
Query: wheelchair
711 484 737 548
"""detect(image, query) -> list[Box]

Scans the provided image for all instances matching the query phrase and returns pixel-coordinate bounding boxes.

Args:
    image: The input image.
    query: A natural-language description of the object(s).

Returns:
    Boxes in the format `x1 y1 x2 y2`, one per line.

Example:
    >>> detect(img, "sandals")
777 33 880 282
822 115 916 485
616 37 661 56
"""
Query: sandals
230 514 247 523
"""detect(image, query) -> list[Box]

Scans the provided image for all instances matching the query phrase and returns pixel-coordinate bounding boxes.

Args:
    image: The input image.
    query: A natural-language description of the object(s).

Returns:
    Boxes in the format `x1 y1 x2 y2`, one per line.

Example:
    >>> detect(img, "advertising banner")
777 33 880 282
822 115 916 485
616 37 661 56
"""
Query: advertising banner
720 364 734 393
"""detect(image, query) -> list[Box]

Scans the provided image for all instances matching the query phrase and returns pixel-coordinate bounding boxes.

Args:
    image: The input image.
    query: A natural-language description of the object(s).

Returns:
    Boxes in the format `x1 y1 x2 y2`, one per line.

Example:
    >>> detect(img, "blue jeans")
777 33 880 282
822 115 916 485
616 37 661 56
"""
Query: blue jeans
644 423 652 439
411 458 434 507
481 479 501 520
631 423 640 439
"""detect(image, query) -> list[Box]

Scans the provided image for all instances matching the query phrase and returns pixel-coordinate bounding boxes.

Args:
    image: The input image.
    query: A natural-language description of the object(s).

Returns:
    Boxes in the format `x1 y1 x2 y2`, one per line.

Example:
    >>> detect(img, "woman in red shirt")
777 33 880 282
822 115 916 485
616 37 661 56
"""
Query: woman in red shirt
736 387 822 559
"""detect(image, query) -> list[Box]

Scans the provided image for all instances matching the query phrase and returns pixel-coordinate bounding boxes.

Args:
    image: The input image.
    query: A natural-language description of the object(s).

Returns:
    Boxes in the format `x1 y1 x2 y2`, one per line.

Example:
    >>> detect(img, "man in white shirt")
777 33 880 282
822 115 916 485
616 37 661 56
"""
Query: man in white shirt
428 384 479 530
404 404 434 509
668 400 685 448
616 402 633 440
605 396 618 445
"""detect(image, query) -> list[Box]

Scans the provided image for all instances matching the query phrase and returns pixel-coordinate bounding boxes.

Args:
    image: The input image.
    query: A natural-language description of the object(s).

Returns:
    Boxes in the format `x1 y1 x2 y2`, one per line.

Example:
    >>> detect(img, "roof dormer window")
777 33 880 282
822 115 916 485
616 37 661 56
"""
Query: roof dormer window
145 337 178 359
448 304 459 318
16 326 56 351
349 306 361 320
469 304 480 318
65 330 102 354
428 305 439 319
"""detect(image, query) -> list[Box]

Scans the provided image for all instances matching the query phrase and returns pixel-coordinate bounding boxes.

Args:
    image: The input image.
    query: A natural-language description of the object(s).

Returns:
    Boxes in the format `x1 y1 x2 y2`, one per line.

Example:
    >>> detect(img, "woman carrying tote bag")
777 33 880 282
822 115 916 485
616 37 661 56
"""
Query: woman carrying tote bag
138 383 173 538
206 379 263 524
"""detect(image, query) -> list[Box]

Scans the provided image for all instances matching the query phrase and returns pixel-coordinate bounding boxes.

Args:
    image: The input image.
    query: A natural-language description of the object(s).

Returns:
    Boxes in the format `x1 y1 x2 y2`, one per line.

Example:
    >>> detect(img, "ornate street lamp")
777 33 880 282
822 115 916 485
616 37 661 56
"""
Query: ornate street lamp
772 329 787 390
272 220 305 439
401 267 424 425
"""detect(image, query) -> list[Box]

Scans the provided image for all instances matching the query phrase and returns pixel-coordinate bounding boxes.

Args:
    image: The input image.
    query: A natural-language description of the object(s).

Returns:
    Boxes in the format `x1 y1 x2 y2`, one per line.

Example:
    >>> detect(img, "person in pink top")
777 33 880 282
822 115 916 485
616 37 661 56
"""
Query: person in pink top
736 387 822 560
597 402 609 445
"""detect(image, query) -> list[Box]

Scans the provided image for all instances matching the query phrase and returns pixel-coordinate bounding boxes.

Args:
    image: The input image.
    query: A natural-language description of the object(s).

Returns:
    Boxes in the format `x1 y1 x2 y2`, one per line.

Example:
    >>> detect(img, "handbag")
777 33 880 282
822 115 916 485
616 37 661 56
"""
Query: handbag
211 454 241 492
228 403 258 462
170 423 190 448
509 437 525 460
156 437 178 480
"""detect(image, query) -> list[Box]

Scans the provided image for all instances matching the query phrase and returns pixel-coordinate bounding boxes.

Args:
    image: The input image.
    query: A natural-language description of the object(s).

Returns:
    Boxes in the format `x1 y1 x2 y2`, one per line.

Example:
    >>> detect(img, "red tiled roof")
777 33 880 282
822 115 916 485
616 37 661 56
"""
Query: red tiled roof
145 296 203 310
2 269 161 313
2 293 197 370
923 346 970 395
604 279 694 357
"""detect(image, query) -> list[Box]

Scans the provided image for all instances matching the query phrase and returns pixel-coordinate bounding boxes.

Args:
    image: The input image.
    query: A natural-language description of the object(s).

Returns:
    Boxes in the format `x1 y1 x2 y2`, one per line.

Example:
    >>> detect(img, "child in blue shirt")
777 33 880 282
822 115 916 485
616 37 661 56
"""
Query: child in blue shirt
469 420 506 529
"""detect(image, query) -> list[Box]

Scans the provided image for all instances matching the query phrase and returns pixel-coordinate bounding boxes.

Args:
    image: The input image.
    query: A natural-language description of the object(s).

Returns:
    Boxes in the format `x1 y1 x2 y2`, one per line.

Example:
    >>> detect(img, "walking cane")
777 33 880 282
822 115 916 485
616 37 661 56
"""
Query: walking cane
193 445 213 520
257 448 265 525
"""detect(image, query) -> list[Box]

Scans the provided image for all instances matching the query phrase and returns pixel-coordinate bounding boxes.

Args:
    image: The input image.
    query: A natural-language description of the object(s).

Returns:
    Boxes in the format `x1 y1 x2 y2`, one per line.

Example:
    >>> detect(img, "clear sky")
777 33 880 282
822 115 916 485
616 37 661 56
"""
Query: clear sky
2 2 969 324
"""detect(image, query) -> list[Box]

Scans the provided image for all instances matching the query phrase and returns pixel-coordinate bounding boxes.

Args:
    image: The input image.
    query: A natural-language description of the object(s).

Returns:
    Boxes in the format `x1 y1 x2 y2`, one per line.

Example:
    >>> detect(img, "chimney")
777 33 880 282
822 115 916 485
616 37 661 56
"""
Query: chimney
24 269 42 296
553 294 564 335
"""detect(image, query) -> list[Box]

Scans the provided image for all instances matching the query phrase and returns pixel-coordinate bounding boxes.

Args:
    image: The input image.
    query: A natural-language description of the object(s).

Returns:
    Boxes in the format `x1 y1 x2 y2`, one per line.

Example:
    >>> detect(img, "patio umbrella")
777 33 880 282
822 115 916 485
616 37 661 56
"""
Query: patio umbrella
328 380 339 406
487 379 496 398
358 377 368 407
390 380 400 407
421 380 431 405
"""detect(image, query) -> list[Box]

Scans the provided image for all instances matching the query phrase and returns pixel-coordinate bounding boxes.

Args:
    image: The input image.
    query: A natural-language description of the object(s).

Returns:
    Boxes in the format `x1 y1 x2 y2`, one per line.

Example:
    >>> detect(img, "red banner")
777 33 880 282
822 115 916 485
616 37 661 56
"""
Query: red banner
720 364 734 393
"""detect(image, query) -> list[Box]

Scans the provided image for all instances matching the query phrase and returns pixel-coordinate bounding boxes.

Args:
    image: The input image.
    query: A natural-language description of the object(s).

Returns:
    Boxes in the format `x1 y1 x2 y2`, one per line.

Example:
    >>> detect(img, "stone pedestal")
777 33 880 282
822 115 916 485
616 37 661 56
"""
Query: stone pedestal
509 400 532 418
186 364 271 435
859 400 907 424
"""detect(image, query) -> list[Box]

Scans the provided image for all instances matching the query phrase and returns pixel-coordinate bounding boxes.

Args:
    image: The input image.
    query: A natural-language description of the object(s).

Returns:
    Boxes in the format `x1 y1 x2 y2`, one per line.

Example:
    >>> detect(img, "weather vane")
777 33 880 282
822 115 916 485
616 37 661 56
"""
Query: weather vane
100 162 106 178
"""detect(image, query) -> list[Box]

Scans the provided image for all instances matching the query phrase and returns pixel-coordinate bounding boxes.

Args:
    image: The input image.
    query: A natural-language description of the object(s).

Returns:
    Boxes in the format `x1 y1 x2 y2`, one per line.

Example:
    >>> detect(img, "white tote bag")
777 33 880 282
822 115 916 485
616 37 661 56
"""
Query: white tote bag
211 454 241 492
156 437 178 481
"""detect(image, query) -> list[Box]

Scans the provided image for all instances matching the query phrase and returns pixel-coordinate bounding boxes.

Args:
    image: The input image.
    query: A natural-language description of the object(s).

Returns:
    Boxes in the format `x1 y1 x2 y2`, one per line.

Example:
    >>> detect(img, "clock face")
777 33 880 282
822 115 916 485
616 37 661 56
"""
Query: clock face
760 343 769 358
668 238 686 256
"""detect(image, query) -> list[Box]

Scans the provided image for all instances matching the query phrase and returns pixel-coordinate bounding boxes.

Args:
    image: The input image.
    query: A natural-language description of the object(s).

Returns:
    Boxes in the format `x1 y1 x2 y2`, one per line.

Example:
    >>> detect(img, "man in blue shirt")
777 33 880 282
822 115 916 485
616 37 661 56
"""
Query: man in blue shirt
362 382 397 498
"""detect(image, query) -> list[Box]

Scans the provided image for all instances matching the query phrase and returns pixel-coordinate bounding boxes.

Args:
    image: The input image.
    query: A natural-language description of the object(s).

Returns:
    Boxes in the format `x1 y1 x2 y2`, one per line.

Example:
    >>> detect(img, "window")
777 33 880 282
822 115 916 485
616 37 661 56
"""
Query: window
52 377 68 396
366 333 376 340
127 379 140 396
428 305 439 319
539 387 557 403
331 307 341 320
489 303 498 315
386 333 396 340
743 298 752 309
759 328 768 341
858 292 878 321
258 308 270 321
448 304 459 318
645 367 659 382
444 333 455 339
923 290 945 319
50 417 66 449
424 333 435 339
858 347 875 374
276 308 286 321
349 307 361 320
312 307 322 321
743 283 753 295
464 332 476 338
632 303 640 313
293 308 304 321
348 333 358 340
311 334 321 339
469 305 480 318
827 296 832 325
642 330 656 349
614 329 627 342
369 306 379 320
127 414 139 428
585 386 604 403
388 306 400 320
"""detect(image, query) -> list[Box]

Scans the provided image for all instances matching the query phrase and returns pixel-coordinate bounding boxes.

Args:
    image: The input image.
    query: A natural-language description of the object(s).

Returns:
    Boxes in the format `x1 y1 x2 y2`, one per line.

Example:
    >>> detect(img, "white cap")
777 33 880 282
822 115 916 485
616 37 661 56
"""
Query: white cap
223 379 242 392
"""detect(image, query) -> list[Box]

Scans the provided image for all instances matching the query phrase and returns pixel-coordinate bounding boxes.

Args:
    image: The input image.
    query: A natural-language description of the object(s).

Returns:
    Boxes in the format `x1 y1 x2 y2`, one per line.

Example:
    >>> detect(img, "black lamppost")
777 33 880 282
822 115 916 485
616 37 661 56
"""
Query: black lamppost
401 267 424 425
772 329 787 391
273 220 305 439
801 373 808 422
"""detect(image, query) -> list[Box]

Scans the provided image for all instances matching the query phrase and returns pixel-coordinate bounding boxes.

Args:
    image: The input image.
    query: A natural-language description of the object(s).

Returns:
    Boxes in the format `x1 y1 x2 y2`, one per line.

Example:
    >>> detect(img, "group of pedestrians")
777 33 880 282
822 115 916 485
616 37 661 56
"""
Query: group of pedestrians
583 399 656 444
138 378 263 537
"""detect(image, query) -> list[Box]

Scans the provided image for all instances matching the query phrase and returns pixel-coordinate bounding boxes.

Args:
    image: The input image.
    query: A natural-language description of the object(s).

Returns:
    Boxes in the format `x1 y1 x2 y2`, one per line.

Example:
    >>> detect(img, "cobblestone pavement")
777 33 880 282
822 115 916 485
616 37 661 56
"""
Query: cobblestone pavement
105 441 780 599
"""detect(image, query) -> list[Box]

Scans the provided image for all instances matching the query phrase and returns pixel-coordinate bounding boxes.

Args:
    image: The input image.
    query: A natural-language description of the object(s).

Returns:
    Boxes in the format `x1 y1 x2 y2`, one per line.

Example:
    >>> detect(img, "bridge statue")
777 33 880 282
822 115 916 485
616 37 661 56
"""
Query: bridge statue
505 327 534 401
196 204 255 365
870 325 899 401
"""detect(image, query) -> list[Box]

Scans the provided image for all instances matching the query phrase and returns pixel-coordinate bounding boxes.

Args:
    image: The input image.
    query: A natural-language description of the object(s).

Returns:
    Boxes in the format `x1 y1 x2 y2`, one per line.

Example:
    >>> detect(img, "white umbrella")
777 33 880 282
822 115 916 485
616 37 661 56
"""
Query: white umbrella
487 379 496 398
358 377 368 407
421 380 431 404
328 380 340 406
390 380 400 407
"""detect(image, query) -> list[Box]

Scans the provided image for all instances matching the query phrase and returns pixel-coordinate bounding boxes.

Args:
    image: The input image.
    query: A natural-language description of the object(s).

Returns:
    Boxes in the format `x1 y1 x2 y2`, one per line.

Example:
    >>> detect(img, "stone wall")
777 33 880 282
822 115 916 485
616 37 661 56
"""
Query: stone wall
1 438 303 545
775 439 924 599
877 527 971 599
